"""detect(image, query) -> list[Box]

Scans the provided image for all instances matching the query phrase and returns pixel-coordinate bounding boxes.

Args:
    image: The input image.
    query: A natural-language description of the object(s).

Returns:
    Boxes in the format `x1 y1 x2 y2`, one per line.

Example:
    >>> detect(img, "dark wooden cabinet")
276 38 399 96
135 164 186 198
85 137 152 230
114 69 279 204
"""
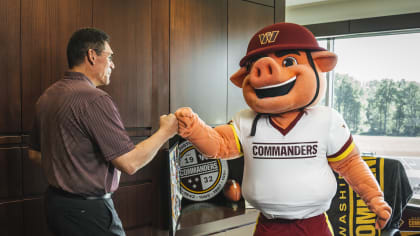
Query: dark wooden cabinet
0 147 22 200
0 0 284 235
21 0 93 132
22 148 48 196
0 201 23 236
23 198 53 236
114 184 154 229
0 0 21 134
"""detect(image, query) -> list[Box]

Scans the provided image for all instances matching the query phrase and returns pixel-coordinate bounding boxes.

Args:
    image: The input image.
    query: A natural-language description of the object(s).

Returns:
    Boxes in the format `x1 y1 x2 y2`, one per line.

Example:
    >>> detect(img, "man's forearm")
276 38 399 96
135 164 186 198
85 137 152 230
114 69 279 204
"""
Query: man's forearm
112 113 178 175
112 128 172 175
131 129 171 170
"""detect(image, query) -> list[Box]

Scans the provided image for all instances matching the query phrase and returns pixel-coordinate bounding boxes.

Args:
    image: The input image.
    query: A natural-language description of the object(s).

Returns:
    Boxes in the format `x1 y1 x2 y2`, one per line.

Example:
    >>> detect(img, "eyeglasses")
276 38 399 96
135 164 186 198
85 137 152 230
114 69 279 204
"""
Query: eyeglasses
101 51 114 62
87 49 114 62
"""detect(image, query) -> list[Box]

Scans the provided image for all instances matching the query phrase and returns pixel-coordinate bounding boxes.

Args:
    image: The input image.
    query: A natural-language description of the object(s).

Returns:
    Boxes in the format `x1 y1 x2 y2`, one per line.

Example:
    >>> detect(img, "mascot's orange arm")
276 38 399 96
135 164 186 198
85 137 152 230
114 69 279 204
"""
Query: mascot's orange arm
329 145 392 229
175 107 242 159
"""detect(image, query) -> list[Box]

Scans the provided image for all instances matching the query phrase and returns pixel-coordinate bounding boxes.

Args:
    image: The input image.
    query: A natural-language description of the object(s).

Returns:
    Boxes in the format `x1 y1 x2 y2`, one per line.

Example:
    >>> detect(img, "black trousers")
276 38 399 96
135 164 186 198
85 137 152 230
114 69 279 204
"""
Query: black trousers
45 187 125 236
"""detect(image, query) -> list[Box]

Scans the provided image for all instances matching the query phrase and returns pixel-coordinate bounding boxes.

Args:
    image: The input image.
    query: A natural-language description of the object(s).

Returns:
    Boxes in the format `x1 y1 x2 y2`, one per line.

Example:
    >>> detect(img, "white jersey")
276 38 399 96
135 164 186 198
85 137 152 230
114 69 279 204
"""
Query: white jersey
231 106 354 220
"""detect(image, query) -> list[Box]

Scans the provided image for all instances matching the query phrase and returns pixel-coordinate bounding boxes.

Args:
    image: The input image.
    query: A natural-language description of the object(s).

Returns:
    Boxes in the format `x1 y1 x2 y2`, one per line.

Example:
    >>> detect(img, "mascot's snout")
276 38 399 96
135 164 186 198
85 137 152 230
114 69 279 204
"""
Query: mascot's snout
251 57 281 84
250 57 296 98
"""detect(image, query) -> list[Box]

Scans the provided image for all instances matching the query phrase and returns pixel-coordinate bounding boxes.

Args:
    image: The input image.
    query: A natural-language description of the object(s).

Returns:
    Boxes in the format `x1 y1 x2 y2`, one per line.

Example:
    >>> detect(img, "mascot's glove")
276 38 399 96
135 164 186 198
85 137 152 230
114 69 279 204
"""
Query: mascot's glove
175 107 241 159
175 107 201 138
369 196 392 229
330 151 392 229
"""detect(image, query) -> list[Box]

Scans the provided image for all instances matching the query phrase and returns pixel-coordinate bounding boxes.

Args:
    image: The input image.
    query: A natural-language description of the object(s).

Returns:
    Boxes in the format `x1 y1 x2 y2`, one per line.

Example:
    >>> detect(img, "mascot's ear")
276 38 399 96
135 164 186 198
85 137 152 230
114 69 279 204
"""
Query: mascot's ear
312 51 338 73
230 67 248 88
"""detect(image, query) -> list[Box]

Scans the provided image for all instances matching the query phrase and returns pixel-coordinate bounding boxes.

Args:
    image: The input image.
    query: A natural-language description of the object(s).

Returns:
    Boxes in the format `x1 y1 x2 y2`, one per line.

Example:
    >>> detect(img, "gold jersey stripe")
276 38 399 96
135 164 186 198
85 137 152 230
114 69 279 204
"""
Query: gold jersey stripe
253 214 260 234
229 124 243 155
380 157 385 191
349 184 354 236
328 142 355 162
324 212 335 236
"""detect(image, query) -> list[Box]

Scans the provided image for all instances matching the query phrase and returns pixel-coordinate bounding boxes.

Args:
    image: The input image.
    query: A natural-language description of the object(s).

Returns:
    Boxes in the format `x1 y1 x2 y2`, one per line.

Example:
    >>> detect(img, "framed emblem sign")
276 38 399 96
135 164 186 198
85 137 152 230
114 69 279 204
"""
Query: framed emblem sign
178 140 229 201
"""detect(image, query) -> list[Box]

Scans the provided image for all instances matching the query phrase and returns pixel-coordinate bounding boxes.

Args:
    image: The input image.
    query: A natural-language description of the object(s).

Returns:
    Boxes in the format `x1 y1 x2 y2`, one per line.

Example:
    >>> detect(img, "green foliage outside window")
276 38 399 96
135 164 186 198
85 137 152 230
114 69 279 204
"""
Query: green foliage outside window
333 73 420 136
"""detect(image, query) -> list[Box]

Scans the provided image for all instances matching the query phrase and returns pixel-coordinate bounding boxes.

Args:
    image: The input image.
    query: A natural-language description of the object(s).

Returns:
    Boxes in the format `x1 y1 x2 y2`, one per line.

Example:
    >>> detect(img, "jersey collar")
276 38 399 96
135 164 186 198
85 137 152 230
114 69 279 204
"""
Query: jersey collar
269 110 305 136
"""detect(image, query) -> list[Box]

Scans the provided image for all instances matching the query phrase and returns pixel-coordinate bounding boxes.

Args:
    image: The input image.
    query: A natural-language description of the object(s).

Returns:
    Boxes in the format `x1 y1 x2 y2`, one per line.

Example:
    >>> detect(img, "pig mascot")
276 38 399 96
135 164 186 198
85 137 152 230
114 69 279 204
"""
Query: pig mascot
175 23 391 236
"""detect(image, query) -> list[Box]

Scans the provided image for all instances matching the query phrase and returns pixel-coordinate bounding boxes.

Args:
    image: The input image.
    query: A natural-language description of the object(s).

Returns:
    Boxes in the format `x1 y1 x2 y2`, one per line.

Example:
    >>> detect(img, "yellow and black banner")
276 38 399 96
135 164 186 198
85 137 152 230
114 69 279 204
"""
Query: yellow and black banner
327 156 413 236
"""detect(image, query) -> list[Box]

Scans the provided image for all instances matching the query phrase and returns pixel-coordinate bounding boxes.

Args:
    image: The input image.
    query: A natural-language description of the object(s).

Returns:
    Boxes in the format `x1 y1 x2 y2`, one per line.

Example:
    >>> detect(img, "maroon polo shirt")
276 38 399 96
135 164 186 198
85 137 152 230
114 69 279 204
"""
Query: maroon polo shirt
30 71 135 196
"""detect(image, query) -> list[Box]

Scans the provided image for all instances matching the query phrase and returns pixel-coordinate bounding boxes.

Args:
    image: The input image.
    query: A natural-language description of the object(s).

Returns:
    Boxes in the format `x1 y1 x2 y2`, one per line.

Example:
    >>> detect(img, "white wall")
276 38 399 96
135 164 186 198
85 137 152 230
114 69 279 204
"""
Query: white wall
286 0 420 25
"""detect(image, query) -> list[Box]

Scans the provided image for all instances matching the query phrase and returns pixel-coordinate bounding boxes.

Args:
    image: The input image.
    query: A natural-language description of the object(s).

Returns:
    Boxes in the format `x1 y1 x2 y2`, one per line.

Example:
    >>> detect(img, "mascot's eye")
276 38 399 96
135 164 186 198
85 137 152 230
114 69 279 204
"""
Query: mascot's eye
282 57 297 67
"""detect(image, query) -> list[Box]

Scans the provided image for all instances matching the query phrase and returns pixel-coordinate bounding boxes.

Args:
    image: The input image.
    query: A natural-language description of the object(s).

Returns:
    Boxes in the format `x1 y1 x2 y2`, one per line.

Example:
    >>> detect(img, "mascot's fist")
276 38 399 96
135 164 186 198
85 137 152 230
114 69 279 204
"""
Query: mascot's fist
223 179 241 202
175 107 199 138
368 197 392 229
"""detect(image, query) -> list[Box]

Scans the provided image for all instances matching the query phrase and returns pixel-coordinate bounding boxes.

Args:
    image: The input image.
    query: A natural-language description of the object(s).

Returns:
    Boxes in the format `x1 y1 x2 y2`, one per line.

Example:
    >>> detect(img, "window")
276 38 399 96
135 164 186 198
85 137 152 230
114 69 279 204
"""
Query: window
320 32 420 201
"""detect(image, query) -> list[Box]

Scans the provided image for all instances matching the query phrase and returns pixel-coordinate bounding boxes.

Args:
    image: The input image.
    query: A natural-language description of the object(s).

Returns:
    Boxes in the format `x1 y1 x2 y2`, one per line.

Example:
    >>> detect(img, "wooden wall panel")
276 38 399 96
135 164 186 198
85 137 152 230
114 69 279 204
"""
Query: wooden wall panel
227 0 274 119
21 0 93 132
113 184 153 229
0 0 277 235
150 149 170 230
0 136 22 145
0 0 21 133
170 0 228 125
0 147 22 200
93 0 153 128
118 149 168 234
151 0 170 130
0 201 23 236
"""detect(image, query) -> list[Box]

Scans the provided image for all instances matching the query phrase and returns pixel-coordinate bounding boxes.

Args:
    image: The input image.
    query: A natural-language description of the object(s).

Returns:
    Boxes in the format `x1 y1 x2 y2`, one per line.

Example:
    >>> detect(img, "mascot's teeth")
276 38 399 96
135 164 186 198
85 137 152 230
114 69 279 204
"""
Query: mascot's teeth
256 77 297 90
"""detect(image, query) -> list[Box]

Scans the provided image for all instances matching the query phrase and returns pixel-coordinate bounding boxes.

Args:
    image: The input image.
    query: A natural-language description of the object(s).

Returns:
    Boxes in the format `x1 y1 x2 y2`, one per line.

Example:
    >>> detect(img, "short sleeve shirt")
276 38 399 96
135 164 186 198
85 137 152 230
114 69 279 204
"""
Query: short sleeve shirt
231 106 354 219
30 72 135 196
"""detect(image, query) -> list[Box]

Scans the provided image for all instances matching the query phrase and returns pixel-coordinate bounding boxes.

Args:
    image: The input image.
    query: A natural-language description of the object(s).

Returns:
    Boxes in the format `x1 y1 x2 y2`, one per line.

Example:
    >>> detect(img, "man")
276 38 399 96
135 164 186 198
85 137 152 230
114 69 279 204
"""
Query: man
28 28 178 236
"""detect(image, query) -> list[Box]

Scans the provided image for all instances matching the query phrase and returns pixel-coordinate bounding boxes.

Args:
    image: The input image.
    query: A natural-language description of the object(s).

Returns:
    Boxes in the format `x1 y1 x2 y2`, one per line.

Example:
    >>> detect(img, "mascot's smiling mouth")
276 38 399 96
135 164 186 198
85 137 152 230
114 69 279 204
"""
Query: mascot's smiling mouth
255 77 296 98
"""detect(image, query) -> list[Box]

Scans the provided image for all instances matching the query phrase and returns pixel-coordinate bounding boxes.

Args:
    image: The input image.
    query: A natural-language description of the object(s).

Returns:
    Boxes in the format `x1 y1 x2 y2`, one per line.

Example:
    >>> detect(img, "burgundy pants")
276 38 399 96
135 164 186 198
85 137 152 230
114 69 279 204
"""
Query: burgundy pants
254 213 334 236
